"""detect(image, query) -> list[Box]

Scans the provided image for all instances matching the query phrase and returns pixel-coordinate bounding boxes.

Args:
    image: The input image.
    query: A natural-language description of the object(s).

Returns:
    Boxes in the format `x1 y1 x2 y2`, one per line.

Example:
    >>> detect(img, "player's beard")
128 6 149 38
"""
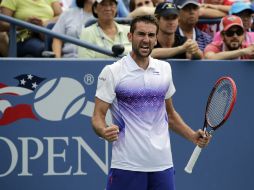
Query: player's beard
132 42 153 58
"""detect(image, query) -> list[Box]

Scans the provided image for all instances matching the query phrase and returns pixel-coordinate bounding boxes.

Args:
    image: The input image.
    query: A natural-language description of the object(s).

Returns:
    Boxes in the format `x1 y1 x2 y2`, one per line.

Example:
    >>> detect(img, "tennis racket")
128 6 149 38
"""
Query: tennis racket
184 76 237 174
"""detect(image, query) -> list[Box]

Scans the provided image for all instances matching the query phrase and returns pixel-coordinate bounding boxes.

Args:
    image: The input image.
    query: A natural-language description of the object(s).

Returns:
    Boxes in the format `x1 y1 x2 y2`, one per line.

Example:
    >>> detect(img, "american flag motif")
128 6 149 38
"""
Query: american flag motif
0 74 45 126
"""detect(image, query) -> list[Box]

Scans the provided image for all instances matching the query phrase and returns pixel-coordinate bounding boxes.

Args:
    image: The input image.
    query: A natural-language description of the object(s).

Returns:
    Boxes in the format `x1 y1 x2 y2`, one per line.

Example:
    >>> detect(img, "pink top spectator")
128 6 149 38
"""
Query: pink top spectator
204 40 252 59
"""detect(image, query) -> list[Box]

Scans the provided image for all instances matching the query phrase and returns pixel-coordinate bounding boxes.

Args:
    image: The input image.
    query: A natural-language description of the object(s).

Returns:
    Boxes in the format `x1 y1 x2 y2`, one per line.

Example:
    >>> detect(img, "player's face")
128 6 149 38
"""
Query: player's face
222 26 245 50
158 15 179 35
128 22 157 58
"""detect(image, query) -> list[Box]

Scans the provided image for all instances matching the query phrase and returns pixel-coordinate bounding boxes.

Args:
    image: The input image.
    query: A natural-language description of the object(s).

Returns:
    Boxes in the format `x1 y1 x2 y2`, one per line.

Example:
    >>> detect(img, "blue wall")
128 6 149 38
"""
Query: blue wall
0 59 253 190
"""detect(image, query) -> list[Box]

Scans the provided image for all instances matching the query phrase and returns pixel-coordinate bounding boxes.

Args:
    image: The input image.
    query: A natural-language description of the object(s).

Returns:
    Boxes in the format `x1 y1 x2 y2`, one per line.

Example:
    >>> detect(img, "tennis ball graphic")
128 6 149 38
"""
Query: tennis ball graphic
34 77 85 121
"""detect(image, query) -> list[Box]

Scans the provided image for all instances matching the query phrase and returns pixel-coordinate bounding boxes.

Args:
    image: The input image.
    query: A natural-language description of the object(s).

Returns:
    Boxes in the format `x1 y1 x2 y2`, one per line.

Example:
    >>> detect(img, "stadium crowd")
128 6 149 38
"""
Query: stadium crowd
0 0 254 59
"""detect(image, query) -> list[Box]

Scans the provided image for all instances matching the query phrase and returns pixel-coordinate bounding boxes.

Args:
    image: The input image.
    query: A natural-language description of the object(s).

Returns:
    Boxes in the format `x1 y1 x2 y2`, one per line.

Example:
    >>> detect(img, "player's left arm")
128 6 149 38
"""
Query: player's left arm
165 98 210 147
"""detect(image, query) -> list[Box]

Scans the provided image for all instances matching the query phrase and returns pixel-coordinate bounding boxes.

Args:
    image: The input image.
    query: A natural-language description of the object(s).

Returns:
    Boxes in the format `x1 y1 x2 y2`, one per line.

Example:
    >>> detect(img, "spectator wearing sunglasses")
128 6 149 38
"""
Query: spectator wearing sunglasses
204 15 254 60
213 1 254 44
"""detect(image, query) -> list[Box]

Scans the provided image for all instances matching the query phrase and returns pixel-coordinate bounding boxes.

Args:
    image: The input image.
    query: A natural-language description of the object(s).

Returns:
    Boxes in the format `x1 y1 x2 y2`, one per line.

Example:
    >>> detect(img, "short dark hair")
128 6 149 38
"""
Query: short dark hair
130 15 159 34
76 0 85 8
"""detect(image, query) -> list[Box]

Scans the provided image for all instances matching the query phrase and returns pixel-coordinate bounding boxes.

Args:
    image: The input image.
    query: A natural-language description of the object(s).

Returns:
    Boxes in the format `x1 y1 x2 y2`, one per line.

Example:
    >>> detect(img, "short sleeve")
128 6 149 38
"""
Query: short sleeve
95 66 116 104
204 43 221 54
1 0 17 11
52 10 68 34
164 63 176 99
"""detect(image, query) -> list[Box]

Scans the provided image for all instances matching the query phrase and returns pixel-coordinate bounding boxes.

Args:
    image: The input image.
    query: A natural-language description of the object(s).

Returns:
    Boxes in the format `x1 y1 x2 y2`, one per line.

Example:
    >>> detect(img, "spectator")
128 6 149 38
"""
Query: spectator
0 0 62 57
213 1 254 44
204 15 254 60
231 1 254 32
152 2 203 59
175 0 213 51
52 0 94 58
78 0 131 58
128 0 156 18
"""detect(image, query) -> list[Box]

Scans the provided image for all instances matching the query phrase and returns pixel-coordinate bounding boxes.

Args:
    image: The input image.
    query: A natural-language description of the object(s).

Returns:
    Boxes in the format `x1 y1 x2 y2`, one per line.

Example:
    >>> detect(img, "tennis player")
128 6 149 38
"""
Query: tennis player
92 15 211 190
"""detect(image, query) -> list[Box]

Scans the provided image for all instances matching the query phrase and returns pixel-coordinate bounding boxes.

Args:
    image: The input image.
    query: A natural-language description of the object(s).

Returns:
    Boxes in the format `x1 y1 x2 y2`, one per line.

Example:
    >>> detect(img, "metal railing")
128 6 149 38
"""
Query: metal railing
0 13 118 58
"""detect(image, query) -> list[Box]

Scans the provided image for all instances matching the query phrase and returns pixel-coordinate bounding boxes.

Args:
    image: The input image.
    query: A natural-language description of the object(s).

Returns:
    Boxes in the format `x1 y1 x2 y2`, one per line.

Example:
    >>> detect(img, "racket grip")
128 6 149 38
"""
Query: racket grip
184 145 202 174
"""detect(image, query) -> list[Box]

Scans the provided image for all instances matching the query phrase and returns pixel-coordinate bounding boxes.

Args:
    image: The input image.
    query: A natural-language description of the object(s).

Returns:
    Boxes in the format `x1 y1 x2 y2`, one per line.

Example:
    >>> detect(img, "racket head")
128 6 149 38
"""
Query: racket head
204 76 237 131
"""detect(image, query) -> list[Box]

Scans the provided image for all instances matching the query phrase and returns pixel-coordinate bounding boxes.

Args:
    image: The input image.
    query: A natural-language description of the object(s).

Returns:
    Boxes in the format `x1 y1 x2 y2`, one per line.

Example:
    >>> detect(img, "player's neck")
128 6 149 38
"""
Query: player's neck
157 31 175 47
130 52 149 70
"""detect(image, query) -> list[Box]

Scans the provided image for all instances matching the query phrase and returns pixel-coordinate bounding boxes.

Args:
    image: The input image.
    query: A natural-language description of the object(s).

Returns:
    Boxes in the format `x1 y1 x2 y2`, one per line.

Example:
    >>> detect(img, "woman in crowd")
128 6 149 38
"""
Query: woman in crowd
52 0 94 58
78 0 131 59
0 0 62 57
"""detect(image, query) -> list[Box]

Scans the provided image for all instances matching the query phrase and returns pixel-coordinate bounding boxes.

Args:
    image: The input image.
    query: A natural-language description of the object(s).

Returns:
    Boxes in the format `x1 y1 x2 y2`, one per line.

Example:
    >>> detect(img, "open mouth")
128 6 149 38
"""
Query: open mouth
140 45 149 51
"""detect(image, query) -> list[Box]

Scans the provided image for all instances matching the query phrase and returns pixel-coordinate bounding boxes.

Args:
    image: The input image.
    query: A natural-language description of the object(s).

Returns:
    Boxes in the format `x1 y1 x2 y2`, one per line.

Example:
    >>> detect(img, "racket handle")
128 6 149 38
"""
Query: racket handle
184 145 202 174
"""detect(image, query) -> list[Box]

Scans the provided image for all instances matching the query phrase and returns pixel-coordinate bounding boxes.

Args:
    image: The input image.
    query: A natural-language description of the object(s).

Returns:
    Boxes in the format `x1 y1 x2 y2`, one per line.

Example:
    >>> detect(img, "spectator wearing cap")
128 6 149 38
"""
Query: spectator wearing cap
78 0 131 58
52 0 94 58
230 2 254 32
204 15 254 60
152 2 203 59
175 0 213 52
213 1 254 44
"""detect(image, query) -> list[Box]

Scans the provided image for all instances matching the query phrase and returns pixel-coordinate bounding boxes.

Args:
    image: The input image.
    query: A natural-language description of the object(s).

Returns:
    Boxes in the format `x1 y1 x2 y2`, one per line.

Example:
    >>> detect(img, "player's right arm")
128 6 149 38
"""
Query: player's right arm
92 98 119 142
165 98 209 148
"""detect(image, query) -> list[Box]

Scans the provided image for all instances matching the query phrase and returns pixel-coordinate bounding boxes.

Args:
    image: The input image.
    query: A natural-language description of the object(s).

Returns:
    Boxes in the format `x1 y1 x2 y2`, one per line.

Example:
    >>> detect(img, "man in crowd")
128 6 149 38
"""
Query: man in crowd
204 15 254 60
175 0 212 51
152 1 203 59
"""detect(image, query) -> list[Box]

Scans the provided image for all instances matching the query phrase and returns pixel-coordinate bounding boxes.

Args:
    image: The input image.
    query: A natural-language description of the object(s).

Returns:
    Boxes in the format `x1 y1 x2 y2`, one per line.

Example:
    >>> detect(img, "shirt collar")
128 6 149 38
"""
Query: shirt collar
126 53 156 71
95 21 124 35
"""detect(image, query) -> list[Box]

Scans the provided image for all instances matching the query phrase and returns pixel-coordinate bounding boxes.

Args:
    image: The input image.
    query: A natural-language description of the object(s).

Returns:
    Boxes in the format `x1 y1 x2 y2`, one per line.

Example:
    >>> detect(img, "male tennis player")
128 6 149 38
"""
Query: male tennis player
92 15 211 190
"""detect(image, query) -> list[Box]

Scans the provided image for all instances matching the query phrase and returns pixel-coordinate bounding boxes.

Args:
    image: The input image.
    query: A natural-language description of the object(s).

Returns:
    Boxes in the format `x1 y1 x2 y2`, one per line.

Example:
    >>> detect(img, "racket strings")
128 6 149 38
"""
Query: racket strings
206 80 234 127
